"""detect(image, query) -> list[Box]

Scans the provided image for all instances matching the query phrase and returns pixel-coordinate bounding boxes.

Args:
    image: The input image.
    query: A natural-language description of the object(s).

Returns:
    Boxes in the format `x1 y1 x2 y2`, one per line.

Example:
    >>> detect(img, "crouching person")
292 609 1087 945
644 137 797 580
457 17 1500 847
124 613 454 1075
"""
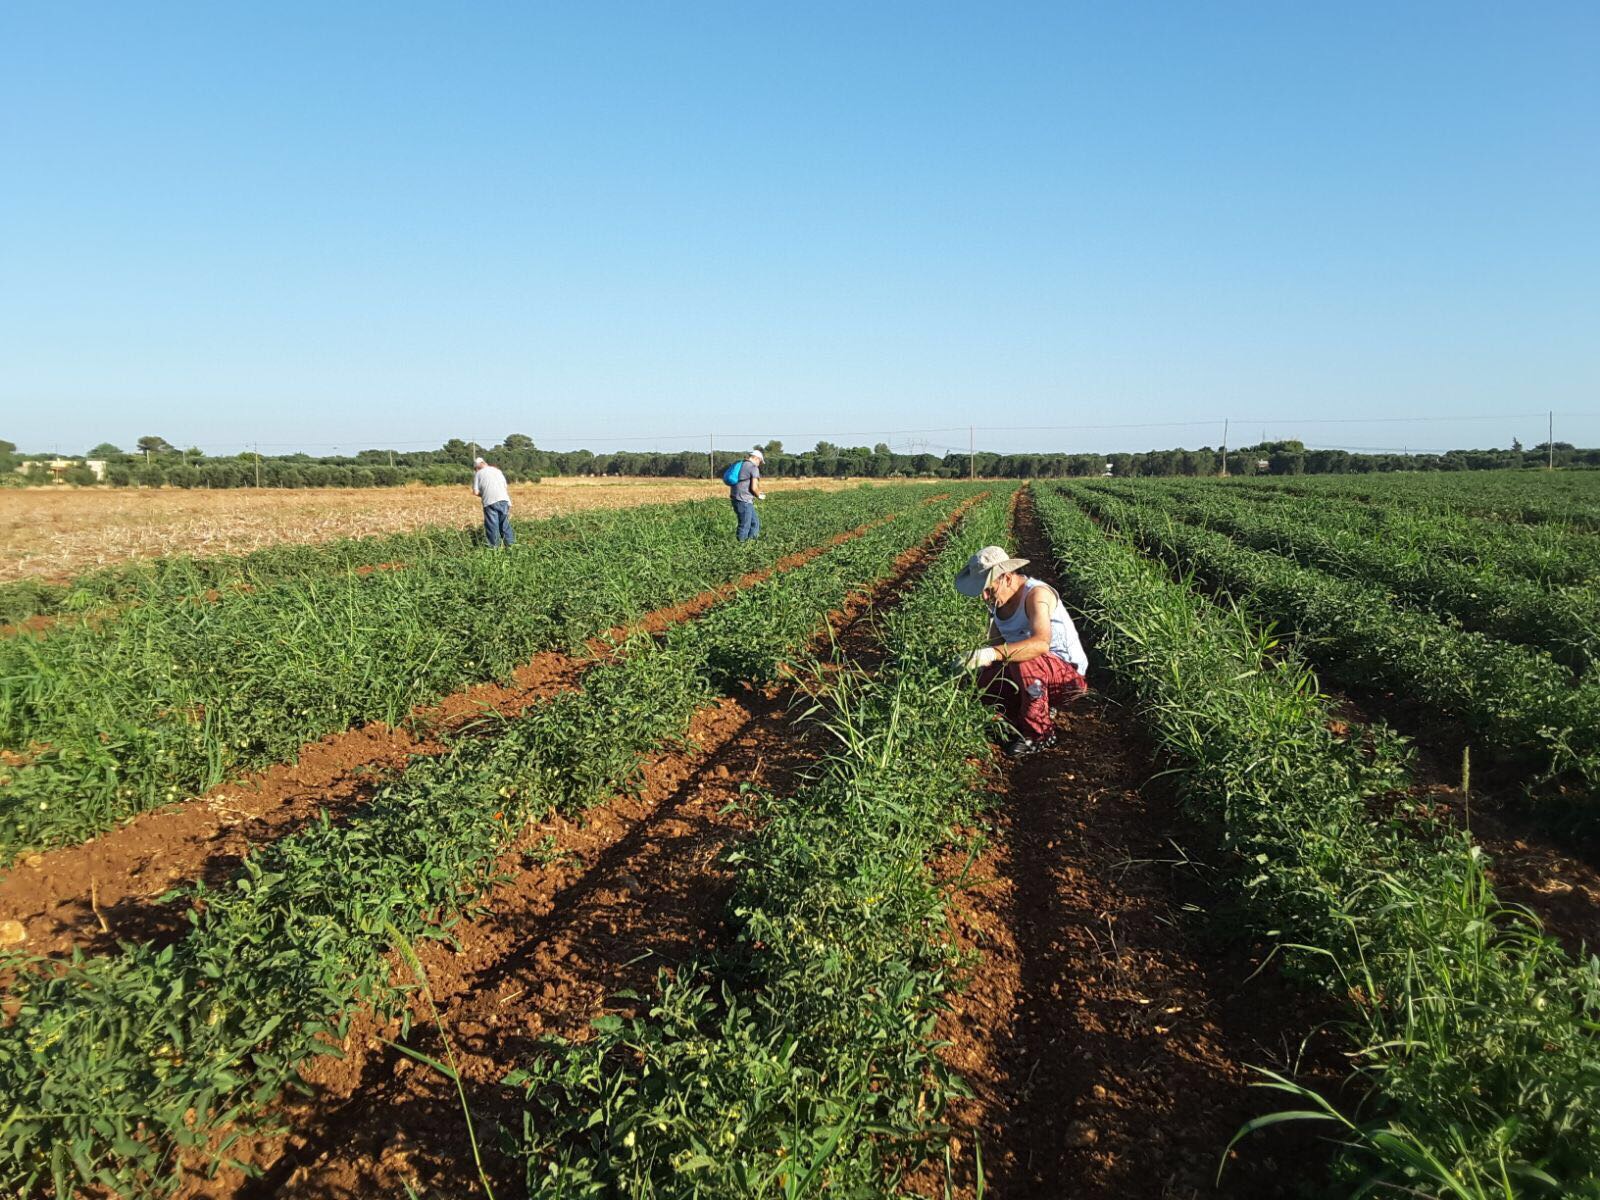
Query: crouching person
954 545 1088 757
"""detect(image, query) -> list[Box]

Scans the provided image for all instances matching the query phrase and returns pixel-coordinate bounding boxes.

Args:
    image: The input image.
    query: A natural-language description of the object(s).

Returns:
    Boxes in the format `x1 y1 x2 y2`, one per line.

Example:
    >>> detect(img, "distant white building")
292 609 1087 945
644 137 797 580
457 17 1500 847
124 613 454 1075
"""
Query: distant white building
15 458 107 481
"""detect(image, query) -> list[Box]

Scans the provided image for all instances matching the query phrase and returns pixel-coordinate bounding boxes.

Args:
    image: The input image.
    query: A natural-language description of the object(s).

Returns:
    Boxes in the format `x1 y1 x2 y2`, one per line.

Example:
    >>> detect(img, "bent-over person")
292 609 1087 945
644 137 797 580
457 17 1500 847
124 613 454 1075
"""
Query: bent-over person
472 455 515 547
954 545 1088 757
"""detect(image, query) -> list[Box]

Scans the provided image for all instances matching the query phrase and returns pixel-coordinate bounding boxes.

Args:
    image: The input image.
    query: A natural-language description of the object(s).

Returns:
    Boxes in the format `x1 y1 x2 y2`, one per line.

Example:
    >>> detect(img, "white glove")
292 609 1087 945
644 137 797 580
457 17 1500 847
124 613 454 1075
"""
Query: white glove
756 491 766 500
963 646 1001 671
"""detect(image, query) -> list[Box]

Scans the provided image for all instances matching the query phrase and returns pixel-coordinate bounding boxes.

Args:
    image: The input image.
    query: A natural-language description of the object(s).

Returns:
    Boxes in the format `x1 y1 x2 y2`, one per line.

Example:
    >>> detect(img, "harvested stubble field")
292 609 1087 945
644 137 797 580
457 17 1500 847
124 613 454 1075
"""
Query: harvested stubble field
0 477 868 583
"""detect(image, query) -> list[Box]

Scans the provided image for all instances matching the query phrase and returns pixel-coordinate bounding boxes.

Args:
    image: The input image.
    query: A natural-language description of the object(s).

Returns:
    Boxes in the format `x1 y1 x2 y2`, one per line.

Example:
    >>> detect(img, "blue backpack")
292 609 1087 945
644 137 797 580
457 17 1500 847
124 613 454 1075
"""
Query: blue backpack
720 460 745 486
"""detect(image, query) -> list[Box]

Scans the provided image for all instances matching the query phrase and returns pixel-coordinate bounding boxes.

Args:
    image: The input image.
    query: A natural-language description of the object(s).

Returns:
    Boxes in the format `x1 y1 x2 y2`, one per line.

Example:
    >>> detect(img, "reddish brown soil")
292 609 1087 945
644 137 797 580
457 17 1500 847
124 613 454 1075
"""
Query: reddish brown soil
1406 768 1600 958
208 692 798 1200
0 508 933 958
175 497 971 1200
1327 693 1600 957
1472 817 1600 957
911 491 1336 1198
923 697 1334 1199
0 613 58 639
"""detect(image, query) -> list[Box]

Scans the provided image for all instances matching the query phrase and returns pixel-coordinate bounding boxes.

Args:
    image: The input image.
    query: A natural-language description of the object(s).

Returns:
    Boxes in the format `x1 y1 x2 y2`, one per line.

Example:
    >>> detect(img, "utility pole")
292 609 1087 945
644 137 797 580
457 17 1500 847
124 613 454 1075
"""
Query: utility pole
969 426 976 481
1549 411 1555 470
1220 419 1229 477
253 443 261 488
709 434 715 477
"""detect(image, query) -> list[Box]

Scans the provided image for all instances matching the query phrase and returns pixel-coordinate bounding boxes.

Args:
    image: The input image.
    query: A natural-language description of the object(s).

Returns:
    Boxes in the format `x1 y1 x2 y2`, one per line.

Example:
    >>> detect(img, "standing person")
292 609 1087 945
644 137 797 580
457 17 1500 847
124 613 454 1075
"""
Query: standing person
728 447 766 542
953 545 1089 756
472 455 515 547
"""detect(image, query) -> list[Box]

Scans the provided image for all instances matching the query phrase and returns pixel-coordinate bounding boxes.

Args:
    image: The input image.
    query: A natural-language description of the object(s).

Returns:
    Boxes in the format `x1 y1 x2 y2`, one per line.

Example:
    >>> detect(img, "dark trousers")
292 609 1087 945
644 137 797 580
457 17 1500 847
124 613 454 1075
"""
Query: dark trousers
483 501 515 547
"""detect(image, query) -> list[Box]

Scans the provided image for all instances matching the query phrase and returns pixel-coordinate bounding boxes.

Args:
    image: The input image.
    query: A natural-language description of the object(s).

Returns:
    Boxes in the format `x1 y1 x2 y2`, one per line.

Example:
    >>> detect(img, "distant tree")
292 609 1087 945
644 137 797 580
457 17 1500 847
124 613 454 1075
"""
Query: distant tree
1269 449 1306 476
762 440 783 457
136 435 176 456
503 433 536 450
87 442 124 459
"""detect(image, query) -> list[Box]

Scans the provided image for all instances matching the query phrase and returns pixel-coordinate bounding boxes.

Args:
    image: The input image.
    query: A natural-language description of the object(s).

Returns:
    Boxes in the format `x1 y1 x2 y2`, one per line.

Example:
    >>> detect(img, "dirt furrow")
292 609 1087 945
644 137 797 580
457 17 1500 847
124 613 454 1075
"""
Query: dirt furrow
0 515 914 957
178 501 972 1200
1355 703 1600 959
921 491 1333 1198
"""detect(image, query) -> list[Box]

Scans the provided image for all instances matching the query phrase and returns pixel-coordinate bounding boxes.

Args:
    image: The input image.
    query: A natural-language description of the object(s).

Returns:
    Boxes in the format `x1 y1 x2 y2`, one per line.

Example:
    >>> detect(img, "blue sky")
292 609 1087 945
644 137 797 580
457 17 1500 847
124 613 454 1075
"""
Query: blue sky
3 2 1597 458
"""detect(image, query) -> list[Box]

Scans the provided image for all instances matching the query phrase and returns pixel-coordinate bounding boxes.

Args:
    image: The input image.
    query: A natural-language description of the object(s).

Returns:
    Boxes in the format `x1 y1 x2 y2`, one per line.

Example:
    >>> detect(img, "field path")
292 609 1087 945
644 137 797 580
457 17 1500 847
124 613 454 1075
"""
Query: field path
920 490 1334 1198
176 500 972 1200
0 512 920 957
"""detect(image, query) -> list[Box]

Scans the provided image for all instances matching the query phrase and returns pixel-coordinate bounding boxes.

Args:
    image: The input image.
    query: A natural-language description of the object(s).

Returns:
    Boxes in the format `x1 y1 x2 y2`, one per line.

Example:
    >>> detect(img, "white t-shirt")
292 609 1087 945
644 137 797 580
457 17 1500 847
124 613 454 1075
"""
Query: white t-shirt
473 465 511 508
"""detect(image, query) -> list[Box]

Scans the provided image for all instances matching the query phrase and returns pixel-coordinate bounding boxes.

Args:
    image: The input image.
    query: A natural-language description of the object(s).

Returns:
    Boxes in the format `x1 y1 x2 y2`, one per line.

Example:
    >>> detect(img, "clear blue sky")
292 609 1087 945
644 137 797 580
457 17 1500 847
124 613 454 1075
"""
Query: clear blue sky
3 2 1596 458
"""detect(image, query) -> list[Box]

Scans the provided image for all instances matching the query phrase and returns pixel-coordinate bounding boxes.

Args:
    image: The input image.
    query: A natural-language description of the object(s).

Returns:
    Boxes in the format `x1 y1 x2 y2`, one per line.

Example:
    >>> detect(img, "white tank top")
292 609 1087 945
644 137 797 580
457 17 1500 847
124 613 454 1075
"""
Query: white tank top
989 578 1088 673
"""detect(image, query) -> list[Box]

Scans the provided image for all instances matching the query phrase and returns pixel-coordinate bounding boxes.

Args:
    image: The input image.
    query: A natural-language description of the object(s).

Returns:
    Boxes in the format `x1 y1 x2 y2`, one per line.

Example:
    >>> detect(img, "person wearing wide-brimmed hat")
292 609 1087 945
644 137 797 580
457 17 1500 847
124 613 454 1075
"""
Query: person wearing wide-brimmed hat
953 544 1088 756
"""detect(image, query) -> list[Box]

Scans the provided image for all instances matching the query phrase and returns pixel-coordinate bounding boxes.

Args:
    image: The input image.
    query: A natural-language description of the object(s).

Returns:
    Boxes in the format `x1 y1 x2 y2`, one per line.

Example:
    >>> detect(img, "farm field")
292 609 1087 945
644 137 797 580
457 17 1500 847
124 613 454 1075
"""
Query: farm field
3 474 1600 1198
0 477 873 585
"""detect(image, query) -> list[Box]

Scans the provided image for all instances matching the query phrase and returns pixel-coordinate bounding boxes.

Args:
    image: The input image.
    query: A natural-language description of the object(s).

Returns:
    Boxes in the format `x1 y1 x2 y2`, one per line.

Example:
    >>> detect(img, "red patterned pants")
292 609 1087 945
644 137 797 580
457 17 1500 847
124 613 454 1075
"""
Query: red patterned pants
976 653 1088 739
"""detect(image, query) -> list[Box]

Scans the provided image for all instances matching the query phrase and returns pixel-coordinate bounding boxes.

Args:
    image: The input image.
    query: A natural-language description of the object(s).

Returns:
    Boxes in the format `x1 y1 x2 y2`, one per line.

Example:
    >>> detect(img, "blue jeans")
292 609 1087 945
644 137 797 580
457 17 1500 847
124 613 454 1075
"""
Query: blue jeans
732 498 760 541
483 501 514 547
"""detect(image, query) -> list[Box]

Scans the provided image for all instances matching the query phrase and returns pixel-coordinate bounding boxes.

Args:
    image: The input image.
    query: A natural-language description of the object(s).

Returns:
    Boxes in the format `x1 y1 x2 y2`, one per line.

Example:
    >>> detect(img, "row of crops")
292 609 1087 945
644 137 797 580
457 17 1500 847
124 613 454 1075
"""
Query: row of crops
505 490 1015 1192
1089 477 1600 672
1062 479 1600 795
1031 483 1600 1195
1225 470 1600 530
0 485 953 862
0 522 483 626
1 485 993 1197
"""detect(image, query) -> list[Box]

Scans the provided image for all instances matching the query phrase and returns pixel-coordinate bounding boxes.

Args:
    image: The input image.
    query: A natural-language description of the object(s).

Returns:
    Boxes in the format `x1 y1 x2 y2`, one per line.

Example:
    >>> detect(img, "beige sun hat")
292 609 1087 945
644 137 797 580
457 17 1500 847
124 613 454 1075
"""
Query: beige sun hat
953 545 1029 597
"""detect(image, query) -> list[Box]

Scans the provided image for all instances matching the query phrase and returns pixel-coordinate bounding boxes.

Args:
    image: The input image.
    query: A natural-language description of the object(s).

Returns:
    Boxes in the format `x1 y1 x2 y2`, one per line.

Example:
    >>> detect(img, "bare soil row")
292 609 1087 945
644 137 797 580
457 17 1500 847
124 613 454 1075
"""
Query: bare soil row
912 495 1332 1198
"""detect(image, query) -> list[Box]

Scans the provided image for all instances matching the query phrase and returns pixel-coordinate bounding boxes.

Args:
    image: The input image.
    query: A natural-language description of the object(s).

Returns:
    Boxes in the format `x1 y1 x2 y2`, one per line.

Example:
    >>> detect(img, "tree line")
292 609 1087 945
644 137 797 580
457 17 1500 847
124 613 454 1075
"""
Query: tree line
2 433 1595 488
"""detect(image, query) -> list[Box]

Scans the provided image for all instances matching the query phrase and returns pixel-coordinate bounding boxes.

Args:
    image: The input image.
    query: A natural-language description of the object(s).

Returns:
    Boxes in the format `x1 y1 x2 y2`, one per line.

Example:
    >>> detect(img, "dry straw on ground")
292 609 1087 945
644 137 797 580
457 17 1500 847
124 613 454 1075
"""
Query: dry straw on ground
0 478 868 583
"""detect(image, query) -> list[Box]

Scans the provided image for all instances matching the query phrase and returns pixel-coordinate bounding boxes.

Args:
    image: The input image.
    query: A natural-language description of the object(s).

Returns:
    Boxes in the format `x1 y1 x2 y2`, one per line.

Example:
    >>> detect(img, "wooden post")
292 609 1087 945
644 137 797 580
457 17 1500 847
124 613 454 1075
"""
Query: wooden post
969 426 975 481
1220 419 1229 477
254 444 261 488
1549 411 1555 470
